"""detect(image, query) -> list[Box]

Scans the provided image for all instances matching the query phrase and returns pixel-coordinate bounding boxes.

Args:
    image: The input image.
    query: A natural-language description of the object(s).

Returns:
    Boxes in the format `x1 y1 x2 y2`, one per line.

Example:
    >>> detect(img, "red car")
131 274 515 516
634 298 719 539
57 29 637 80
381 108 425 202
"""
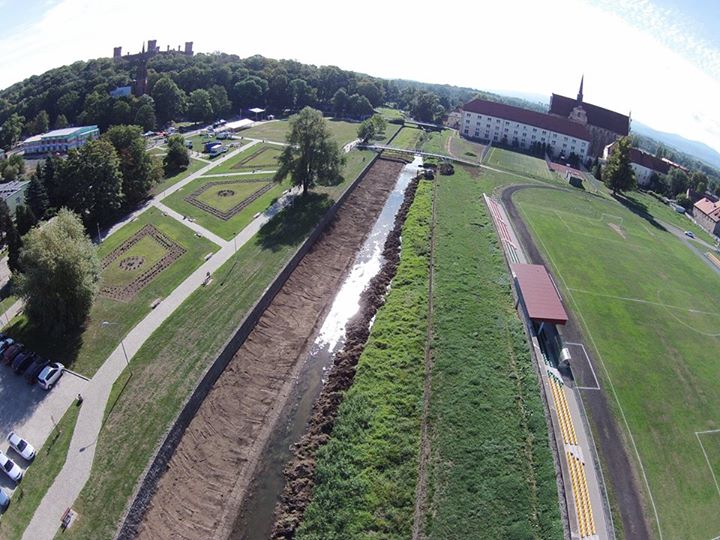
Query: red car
3 344 23 365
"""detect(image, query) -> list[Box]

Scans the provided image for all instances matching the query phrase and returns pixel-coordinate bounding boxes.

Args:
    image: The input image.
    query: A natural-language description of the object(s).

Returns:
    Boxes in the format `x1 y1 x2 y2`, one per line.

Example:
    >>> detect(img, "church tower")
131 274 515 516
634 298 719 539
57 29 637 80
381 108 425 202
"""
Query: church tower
577 75 584 103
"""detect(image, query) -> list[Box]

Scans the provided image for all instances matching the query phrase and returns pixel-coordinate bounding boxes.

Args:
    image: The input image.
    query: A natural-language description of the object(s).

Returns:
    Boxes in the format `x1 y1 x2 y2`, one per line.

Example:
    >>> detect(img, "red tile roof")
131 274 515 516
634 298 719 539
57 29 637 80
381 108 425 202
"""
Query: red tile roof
628 148 670 174
549 94 630 136
694 198 720 222
511 264 568 325
463 98 591 141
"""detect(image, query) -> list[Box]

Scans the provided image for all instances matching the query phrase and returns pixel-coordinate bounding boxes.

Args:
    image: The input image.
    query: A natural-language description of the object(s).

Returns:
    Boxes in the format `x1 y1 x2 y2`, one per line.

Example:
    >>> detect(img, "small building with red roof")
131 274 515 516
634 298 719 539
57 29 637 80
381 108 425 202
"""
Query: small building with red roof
693 197 720 236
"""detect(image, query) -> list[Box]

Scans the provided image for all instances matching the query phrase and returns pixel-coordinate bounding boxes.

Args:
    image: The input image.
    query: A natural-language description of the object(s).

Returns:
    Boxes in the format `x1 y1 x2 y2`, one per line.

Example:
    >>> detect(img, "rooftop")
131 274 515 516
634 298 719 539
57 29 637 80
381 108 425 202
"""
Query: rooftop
694 198 720 222
549 94 630 136
511 263 568 325
462 99 591 141
0 181 29 197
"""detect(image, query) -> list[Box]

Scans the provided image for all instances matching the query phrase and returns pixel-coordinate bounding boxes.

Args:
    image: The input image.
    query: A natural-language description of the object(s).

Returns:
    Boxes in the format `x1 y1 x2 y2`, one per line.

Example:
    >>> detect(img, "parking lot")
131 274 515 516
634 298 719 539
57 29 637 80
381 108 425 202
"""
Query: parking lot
0 367 87 497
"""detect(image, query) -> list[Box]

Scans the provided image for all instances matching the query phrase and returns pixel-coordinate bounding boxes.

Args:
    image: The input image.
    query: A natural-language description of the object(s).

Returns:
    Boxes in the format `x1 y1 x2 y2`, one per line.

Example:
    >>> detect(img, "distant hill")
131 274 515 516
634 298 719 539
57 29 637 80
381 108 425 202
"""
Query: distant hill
632 121 720 170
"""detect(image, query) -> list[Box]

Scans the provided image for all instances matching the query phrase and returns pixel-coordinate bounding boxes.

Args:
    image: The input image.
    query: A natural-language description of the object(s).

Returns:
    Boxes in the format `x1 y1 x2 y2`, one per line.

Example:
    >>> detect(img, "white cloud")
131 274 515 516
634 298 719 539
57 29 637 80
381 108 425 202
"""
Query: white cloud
1 0 719 154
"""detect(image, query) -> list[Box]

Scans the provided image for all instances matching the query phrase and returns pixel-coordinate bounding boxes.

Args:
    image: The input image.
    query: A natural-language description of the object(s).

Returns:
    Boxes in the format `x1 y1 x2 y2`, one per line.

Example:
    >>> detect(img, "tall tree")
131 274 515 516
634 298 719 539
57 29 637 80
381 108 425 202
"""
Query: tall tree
164 134 190 175
26 173 49 219
347 94 373 118
0 201 22 273
103 125 157 205
331 88 349 117
17 209 100 336
135 103 157 131
0 113 25 149
152 77 187 124
274 107 345 196
667 167 689 197
54 114 69 129
690 171 709 195
603 137 637 196
232 77 267 110
15 205 36 236
208 85 231 118
188 89 215 123
26 110 49 135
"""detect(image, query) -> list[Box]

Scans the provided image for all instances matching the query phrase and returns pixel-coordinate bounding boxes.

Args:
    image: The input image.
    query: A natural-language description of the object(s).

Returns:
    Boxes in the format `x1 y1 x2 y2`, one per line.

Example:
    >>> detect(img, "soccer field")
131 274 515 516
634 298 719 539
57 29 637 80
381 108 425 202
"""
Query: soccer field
515 187 720 539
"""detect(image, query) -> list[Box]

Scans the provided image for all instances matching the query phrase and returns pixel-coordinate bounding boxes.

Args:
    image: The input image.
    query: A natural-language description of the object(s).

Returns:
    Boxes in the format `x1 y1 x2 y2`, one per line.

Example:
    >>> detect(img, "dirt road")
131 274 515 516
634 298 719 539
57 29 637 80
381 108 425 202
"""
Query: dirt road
501 184 651 540
134 158 404 540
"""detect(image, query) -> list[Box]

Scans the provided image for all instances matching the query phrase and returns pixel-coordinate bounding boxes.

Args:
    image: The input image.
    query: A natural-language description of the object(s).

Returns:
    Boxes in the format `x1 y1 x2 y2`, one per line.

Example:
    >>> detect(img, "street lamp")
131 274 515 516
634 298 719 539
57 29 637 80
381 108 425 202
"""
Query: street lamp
101 320 130 367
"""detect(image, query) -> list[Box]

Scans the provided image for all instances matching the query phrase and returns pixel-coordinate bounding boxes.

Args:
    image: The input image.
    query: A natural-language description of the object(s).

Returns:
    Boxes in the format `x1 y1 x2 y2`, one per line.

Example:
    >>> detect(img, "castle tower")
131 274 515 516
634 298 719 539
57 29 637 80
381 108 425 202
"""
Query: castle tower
148 40 157 54
113 46 122 59
577 75 584 103
184 42 194 56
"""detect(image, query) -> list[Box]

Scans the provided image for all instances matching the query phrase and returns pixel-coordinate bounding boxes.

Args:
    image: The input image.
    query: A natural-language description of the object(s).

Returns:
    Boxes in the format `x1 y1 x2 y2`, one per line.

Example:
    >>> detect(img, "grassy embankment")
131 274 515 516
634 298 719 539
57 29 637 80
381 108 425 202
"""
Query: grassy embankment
61 151 380 539
6 207 217 377
516 186 720 539
297 180 433 539
0 404 80 539
424 166 562 538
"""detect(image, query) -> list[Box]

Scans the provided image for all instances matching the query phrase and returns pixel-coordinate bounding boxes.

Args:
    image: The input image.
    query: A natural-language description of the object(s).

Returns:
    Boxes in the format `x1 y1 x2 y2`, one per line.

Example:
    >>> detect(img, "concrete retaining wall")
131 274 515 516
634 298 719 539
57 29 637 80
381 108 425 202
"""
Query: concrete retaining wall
115 149 388 539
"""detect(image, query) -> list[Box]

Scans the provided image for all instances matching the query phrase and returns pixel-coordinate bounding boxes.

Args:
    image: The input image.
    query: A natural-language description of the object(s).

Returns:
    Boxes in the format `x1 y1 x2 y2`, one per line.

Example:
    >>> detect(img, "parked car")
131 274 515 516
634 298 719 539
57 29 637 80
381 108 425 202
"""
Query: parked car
2 344 23 365
0 487 9 510
684 230 695 238
12 352 34 374
0 338 14 357
7 432 35 461
25 357 49 384
37 362 64 390
0 452 22 482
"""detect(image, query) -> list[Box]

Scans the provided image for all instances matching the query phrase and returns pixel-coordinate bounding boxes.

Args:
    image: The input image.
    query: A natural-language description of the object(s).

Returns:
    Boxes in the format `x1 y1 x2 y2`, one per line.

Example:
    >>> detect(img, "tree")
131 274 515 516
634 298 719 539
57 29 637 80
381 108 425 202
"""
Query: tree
667 167 689 197
690 171 709 195
275 107 345 196
347 94 373 118
412 92 441 123
290 78 315 110
675 193 693 212
164 134 190 175
603 137 636 196
152 77 187 124
208 85 231 118
54 114 69 129
0 201 22 273
188 89 215 123
110 100 132 125
26 110 49 135
1 165 18 182
0 113 25 149
232 77 267 110
356 81 384 107
16 209 100 336
331 88 349 117
103 125 157 205
26 173 49 219
135 102 157 131
357 114 387 142
15 205 36 236
591 157 602 180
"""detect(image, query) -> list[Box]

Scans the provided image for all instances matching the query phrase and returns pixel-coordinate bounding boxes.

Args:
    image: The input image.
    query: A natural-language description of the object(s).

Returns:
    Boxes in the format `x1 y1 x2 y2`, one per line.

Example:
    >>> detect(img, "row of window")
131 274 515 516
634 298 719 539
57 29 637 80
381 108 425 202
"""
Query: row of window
464 112 587 149
465 126 582 155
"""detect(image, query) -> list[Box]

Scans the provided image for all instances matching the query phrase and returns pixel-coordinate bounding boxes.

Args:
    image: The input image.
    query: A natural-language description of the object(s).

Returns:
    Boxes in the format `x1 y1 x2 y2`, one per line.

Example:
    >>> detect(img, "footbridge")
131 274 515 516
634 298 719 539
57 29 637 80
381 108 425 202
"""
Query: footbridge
358 144 480 167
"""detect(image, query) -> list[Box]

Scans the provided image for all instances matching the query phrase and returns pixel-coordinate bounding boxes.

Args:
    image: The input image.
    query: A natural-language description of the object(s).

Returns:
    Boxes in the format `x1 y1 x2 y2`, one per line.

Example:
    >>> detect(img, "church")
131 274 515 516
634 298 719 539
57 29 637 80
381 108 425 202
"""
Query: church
548 77 630 157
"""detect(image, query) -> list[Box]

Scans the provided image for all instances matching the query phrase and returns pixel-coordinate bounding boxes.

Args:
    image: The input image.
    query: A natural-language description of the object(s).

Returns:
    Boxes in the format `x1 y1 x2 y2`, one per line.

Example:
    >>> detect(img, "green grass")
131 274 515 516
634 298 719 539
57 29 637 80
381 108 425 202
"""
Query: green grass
418 129 452 155
391 126 424 151
486 147 556 181
239 118 361 147
151 157 207 195
376 107 405 120
204 143 282 175
298 180 433 540
425 167 562 538
62 151 380 540
448 135 485 162
6 208 218 377
515 186 720 539
162 173 287 240
0 404 80 540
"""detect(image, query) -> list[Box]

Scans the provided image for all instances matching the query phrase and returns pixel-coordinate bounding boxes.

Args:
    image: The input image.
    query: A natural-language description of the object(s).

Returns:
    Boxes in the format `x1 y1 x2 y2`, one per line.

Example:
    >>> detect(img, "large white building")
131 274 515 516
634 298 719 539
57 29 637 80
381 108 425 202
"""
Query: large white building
22 126 99 156
461 99 591 160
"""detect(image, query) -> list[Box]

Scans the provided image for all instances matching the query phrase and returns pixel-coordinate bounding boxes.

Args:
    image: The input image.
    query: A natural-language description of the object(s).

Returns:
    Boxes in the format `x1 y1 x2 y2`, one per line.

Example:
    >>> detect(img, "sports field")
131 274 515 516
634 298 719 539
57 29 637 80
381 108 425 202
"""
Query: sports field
207 142 282 175
239 118 360 146
515 187 720 539
486 147 556 181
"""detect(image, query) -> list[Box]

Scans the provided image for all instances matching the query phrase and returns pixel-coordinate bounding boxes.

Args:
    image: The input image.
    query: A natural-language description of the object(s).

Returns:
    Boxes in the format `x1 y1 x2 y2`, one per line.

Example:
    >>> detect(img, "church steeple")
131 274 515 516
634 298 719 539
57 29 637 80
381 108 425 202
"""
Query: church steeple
577 75 584 102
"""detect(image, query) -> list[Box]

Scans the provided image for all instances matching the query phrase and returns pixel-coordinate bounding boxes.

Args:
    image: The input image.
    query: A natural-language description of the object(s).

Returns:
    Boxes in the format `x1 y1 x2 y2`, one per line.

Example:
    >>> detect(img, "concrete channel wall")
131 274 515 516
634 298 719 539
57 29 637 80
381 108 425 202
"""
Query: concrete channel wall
114 140 404 538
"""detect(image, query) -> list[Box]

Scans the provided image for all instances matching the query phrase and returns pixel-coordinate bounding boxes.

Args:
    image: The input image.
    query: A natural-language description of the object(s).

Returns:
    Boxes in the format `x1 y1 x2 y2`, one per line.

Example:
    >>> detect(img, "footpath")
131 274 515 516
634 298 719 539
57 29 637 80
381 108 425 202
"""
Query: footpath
22 138 289 540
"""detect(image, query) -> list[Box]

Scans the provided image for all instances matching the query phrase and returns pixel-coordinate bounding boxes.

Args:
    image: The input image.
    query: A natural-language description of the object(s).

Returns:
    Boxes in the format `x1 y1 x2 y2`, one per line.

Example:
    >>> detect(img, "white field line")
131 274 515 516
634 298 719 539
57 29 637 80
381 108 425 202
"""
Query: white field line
565 342 601 390
695 431 720 500
568 288 720 317
520 209 665 539
653 289 720 337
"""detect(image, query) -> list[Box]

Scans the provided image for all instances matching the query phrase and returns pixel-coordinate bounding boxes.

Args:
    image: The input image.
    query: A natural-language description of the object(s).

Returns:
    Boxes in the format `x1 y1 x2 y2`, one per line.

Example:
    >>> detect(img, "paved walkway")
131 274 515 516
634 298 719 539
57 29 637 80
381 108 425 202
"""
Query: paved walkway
23 166 297 540
201 169 276 178
0 299 23 327
152 201 227 247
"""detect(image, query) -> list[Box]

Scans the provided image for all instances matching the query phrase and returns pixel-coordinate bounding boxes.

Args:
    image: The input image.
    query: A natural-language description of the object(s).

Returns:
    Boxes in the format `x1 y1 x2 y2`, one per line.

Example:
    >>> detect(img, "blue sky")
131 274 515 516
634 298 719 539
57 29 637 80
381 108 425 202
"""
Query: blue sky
1 0 719 154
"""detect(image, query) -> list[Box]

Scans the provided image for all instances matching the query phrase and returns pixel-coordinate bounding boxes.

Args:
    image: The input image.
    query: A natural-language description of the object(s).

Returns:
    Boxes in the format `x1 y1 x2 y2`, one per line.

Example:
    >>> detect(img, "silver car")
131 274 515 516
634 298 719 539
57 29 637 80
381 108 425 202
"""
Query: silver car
7 431 35 461
0 488 9 510
0 451 23 482
37 362 64 390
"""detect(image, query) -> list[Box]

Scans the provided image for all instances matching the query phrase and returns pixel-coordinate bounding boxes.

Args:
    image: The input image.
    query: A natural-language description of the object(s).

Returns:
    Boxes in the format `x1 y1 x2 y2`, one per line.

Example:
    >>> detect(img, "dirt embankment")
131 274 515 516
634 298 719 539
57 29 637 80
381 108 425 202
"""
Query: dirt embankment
270 176 422 540
134 158 405 540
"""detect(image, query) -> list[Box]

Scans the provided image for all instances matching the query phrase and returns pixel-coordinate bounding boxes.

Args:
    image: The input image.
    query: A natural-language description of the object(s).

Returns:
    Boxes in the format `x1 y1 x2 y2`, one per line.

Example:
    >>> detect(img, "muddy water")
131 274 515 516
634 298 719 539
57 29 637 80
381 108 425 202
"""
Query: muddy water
232 157 422 540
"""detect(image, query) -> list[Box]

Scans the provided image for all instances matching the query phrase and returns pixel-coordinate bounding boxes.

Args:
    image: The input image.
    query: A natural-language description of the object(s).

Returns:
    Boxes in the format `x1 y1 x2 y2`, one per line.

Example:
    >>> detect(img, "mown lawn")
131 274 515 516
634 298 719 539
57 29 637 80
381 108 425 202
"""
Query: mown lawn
62 152 380 540
418 128 452 155
391 126 424 151
515 186 720 539
151 157 207 195
298 180 433 540
0 403 80 540
449 135 485 162
486 147 556 181
425 167 562 538
5 207 218 377
239 118 361 146
163 173 287 240
204 142 282 175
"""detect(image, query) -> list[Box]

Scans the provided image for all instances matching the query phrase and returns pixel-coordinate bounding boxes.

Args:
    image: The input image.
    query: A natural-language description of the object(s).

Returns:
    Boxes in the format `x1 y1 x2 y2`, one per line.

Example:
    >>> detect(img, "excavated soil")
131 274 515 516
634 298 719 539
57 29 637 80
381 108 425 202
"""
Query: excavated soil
269 175 422 540
134 158 404 540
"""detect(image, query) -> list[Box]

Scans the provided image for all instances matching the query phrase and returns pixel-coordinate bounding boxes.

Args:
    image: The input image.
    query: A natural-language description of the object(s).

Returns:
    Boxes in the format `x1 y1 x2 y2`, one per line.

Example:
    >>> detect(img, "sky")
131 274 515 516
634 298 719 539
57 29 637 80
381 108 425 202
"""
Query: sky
1 0 719 153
